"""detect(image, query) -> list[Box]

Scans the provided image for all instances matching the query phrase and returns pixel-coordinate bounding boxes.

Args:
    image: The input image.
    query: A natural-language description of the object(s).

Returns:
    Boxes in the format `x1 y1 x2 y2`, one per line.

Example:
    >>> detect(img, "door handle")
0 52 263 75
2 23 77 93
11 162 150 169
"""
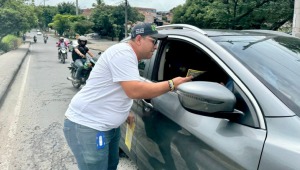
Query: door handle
142 99 153 111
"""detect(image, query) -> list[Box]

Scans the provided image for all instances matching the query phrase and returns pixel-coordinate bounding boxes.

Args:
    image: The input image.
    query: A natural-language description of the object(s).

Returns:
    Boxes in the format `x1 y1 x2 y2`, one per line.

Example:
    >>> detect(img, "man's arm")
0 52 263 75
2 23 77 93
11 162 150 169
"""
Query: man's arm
74 48 85 58
87 50 94 58
120 76 192 99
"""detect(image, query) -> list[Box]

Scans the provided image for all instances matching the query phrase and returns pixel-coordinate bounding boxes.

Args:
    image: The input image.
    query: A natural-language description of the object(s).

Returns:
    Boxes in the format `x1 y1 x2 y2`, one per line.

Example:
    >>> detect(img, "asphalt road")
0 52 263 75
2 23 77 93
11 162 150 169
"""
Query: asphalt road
0 32 137 170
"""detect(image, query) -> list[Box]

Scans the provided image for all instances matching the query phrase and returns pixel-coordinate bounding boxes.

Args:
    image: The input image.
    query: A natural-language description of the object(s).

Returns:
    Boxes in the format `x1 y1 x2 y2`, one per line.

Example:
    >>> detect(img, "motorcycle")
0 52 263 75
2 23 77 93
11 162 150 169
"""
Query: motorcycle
58 47 67 64
44 37 47 44
33 37 37 43
67 52 101 88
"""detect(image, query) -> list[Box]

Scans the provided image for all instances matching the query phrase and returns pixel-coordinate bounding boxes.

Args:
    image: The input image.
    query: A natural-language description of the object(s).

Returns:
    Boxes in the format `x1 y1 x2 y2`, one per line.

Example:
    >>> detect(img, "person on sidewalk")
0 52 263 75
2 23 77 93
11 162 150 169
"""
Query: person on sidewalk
33 35 37 43
70 36 95 83
63 23 193 170
22 34 26 43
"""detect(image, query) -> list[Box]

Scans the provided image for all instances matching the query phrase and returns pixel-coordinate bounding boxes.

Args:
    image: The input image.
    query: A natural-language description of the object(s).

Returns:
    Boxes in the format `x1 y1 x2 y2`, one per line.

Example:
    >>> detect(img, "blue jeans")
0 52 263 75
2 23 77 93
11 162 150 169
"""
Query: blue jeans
74 59 86 79
63 118 120 170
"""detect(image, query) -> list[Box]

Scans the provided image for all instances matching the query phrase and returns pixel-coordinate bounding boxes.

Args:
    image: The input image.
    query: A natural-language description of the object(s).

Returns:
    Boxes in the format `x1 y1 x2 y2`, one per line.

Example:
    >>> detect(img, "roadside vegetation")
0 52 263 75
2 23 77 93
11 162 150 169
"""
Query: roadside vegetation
0 35 21 53
172 0 294 30
0 0 295 53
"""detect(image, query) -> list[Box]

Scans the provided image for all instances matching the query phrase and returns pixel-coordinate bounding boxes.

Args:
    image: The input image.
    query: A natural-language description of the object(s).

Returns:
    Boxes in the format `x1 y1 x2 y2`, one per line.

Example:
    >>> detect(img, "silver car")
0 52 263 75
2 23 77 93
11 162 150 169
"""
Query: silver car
119 24 300 170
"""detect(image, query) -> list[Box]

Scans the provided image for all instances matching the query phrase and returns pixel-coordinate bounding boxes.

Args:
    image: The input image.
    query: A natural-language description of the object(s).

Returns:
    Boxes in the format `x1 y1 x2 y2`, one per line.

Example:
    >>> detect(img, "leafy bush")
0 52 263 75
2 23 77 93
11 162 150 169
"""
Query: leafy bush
0 35 21 52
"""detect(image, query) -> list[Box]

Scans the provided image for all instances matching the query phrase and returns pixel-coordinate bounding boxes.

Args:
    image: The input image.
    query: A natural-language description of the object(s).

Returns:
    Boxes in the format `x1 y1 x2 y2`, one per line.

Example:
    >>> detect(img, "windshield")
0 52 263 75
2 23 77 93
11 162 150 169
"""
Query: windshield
214 35 300 114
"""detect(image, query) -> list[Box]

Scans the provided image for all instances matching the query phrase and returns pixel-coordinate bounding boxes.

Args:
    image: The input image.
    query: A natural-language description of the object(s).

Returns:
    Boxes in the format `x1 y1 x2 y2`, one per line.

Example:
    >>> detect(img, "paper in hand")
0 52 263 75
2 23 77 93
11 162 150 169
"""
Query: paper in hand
186 69 206 78
125 122 135 151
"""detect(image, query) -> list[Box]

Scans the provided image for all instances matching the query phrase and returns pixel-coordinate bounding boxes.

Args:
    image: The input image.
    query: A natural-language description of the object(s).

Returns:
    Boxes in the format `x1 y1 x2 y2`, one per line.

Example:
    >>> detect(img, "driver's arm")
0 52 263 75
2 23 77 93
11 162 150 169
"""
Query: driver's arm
74 48 85 58
87 50 94 58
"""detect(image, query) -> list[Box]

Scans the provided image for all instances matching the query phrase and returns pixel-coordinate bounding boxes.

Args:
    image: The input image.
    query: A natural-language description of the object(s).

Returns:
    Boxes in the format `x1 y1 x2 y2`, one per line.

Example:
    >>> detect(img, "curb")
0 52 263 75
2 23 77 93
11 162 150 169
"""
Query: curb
0 43 31 108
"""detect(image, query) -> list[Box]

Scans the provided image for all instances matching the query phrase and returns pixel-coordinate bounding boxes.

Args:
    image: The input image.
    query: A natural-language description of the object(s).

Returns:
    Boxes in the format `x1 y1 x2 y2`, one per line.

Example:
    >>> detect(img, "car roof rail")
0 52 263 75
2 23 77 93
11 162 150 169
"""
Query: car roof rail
157 24 208 36
243 30 292 37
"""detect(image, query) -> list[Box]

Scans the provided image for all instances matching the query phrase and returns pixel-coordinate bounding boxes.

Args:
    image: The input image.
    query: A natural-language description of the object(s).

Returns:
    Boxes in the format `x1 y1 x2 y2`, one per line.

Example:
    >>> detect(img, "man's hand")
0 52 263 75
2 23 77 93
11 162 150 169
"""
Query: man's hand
172 76 193 89
126 112 135 128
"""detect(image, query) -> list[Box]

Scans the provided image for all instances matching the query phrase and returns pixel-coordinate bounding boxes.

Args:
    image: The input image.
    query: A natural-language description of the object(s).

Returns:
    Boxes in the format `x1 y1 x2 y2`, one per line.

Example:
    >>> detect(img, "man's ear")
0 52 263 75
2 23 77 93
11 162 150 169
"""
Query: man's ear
135 35 143 46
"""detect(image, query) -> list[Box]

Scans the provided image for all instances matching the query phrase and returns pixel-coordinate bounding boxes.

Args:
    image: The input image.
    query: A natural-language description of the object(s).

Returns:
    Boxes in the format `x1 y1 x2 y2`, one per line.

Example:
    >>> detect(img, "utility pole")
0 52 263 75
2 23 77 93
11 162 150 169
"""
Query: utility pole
43 0 46 31
293 0 300 38
125 0 128 37
76 0 79 15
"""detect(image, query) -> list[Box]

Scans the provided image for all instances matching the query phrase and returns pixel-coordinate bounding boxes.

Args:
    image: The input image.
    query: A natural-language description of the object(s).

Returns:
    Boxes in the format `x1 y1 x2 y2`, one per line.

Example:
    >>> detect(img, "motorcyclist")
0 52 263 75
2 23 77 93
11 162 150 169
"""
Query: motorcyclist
43 34 48 43
70 36 94 83
56 37 68 59
43 34 48 40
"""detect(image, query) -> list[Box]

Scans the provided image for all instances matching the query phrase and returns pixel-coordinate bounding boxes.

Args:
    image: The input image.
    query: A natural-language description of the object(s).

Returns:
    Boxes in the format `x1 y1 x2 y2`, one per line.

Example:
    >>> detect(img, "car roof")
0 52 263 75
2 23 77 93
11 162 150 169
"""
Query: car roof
158 27 293 39
122 24 293 43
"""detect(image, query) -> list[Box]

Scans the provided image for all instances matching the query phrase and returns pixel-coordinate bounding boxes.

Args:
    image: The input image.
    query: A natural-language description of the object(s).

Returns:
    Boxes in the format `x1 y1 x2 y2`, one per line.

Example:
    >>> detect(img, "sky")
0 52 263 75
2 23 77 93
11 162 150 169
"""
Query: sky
36 0 186 11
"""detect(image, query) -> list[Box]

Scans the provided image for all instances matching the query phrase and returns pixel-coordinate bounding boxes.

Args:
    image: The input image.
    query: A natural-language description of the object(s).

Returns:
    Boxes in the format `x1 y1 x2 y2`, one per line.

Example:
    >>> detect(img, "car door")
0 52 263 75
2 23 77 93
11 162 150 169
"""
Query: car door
134 36 267 170
119 51 155 166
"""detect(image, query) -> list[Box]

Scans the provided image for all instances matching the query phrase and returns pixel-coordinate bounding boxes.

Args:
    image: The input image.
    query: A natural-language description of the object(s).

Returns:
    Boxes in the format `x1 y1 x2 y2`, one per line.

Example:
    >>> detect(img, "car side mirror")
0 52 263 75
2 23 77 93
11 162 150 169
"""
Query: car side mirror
177 81 243 121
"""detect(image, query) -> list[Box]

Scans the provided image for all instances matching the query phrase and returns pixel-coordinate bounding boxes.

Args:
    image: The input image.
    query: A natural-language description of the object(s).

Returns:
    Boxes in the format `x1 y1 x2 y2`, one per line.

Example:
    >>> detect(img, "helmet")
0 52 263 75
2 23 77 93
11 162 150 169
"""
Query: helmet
78 36 87 46
59 37 64 42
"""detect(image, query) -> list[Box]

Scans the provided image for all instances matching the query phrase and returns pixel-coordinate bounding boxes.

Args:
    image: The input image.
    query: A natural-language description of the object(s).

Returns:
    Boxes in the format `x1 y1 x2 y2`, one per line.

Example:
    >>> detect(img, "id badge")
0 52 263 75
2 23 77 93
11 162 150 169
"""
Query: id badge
96 132 106 150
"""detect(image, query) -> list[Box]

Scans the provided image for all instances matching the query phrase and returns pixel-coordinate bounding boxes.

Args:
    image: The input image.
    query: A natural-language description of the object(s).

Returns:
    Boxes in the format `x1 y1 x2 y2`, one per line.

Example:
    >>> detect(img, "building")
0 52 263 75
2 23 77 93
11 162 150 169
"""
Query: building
135 7 157 23
82 8 92 19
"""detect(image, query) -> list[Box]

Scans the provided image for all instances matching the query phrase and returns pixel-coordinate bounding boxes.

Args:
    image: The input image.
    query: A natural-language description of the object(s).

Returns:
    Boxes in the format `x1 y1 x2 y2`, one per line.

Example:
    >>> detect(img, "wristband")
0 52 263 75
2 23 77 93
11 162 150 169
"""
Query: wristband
168 80 175 91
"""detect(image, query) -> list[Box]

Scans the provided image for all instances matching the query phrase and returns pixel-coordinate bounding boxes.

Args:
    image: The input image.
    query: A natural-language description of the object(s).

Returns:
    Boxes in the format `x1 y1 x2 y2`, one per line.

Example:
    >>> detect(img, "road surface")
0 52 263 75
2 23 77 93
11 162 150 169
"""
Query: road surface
0 32 137 170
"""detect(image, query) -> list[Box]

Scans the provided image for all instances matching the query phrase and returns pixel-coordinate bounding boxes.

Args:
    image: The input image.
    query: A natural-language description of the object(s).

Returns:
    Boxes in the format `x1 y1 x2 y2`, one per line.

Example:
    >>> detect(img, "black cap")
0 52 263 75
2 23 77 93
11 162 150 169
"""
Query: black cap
131 23 167 40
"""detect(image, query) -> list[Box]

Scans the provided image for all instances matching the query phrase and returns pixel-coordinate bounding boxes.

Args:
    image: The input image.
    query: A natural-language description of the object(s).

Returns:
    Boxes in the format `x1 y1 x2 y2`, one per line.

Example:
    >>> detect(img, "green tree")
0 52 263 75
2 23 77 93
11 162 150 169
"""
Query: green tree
58 2 76 15
0 9 24 38
35 6 58 30
52 14 72 36
172 0 294 30
92 0 105 7
113 3 144 38
73 20 95 35
0 0 37 38
50 15 86 38
90 4 114 36
90 2 144 40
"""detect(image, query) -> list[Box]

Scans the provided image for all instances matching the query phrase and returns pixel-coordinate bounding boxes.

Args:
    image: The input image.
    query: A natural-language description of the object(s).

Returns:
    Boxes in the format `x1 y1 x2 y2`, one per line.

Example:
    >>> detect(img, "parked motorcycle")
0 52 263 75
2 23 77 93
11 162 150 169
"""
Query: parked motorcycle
67 52 101 88
58 47 67 64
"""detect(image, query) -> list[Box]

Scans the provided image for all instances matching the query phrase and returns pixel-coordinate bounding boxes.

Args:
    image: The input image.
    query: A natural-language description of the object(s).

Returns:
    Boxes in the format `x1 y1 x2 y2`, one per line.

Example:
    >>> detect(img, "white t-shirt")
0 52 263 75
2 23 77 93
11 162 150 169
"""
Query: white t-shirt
65 43 140 131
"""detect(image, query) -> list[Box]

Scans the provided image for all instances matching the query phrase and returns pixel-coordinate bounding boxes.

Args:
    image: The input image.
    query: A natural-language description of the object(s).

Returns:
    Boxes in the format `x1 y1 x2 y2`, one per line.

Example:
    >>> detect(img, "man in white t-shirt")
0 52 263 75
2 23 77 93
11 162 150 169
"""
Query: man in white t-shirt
63 23 193 170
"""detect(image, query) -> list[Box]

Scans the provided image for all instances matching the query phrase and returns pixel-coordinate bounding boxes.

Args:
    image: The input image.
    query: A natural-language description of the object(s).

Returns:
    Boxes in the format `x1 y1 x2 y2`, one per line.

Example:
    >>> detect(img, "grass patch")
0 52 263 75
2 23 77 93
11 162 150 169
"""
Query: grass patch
0 35 21 52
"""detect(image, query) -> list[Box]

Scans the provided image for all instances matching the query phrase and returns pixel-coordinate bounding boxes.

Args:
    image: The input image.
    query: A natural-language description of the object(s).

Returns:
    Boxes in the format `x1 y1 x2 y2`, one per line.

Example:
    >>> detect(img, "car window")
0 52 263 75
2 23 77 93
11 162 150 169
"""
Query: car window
214 36 300 115
152 38 259 127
